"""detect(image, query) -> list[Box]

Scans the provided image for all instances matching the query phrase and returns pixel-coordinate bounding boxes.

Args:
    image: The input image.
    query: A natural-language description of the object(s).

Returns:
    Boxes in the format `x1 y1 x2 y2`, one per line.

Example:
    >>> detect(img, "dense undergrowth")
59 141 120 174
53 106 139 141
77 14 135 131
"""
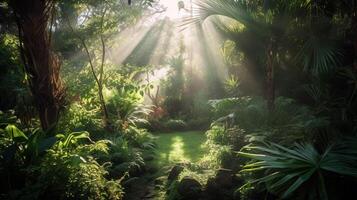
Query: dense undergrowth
1 0 357 199
162 96 357 200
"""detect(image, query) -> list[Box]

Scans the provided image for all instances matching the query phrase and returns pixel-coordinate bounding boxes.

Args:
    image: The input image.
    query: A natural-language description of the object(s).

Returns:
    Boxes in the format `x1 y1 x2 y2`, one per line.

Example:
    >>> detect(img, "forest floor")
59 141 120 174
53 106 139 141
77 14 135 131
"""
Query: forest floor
124 131 206 200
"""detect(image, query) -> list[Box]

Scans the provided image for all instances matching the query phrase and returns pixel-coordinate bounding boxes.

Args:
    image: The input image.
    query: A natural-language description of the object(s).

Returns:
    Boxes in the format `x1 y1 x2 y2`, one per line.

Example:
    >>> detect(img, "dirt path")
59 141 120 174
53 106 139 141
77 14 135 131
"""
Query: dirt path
124 131 206 200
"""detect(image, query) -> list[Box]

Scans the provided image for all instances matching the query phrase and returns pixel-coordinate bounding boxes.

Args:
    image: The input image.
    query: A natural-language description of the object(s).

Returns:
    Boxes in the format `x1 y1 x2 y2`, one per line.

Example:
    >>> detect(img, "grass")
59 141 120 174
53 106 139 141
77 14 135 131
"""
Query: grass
154 131 206 166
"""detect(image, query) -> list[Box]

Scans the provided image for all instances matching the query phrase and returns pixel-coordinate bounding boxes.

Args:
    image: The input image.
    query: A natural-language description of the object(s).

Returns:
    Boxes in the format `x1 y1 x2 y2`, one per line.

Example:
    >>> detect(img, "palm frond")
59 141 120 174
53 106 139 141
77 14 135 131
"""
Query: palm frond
182 0 259 31
238 140 357 198
296 36 342 75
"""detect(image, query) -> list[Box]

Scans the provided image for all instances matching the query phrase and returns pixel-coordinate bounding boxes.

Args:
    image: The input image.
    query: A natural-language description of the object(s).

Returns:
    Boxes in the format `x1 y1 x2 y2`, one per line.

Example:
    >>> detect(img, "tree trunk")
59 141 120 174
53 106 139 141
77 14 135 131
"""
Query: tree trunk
352 11 357 72
266 38 275 111
11 0 65 132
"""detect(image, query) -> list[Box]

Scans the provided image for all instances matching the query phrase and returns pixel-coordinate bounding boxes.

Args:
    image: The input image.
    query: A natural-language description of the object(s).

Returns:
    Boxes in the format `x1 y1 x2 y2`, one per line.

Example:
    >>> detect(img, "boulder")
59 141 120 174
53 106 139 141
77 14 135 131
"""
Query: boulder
215 168 234 188
177 177 202 200
205 169 239 200
168 164 184 182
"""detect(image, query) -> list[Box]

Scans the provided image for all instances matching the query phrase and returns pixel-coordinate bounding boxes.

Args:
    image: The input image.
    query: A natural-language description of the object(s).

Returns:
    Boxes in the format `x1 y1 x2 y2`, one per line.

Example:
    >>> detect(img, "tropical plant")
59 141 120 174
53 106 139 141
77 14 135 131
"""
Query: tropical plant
30 132 123 200
107 135 145 178
191 0 344 110
238 139 357 199
224 75 241 97
107 82 152 131
0 124 57 167
209 96 328 144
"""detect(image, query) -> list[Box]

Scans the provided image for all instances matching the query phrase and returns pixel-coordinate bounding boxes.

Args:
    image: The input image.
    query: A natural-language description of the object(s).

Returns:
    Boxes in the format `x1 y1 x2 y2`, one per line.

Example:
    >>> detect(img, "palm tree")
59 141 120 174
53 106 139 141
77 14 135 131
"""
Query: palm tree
190 0 290 110
9 0 66 132
190 0 341 110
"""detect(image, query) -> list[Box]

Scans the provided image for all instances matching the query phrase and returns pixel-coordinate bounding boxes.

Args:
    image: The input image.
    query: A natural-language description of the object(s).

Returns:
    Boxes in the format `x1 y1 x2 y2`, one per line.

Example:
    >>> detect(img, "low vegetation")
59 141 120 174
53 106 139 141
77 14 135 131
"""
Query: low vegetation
1 0 357 199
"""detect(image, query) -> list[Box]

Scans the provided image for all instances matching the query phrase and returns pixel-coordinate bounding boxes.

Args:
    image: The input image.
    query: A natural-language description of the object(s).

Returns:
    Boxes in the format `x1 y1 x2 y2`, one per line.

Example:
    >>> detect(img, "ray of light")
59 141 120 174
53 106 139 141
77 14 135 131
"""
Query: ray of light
201 19 228 81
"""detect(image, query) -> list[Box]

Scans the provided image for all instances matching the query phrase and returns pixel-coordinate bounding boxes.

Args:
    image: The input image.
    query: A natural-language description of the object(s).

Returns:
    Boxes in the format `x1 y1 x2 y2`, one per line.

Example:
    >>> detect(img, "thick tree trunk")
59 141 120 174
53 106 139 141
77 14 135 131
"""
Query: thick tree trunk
266 38 275 111
11 0 65 132
354 39 357 72
352 11 357 72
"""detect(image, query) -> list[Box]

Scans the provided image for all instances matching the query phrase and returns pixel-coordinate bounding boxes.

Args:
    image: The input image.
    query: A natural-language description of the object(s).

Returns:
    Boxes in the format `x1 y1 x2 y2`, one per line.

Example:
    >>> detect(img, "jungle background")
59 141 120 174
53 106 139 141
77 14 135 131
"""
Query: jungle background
0 0 357 199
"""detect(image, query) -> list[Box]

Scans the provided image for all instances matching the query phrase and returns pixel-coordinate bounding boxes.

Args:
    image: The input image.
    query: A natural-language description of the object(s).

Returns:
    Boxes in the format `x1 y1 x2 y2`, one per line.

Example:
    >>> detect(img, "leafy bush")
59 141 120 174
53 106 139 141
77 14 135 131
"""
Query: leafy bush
106 82 152 130
0 126 124 200
201 125 246 169
107 134 146 178
165 119 187 131
163 97 184 118
104 127 154 178
122 126 155 150
33 133 123 199
59 102 102 133
206 125 246 150
186 118 211 131
209 96 328 145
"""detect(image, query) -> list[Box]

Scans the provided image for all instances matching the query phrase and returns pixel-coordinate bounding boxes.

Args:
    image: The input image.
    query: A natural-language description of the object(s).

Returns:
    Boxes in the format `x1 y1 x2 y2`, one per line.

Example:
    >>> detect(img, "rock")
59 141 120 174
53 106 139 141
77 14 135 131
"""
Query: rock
233 173 244 186
205 169 236 199
167 164 184 182
177 177 202 200
215 168 234 188
233 188 241 200
206 176 218 191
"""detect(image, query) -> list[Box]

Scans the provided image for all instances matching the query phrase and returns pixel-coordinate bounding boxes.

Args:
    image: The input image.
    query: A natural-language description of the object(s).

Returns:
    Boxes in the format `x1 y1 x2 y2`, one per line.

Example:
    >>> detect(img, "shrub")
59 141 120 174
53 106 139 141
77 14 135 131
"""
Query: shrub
206 125 246 150
209 96 328 145
34 132 123 200
122 126 155 150
186 117 211 131
38 151 123 200
0 127 124 200
165 119 187 131
59 102 102 133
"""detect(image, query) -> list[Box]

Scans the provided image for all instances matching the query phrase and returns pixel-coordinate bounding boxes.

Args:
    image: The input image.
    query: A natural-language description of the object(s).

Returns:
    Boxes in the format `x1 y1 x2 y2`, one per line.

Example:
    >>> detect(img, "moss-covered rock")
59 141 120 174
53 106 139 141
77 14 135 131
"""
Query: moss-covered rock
177 176 202 199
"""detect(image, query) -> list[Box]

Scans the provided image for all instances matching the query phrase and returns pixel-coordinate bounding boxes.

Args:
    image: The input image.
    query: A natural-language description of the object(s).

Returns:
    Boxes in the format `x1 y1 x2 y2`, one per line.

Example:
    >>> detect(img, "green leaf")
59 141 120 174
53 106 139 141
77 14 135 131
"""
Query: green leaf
5 124 28 142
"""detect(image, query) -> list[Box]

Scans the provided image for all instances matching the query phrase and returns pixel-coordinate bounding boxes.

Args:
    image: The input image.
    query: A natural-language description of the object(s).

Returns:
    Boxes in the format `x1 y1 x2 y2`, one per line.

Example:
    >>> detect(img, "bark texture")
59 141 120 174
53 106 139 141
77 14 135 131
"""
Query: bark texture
11 0 66 132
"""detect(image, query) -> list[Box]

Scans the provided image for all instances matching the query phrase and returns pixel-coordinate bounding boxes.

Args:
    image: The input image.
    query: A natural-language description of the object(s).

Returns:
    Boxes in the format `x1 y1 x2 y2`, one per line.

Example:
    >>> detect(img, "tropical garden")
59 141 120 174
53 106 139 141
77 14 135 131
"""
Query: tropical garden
0 0 357 199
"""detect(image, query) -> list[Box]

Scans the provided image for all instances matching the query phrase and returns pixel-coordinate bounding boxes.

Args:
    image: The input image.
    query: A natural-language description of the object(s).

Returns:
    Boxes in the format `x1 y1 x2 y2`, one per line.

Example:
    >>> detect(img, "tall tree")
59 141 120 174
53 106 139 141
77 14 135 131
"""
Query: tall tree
191 0 287 110
9 0 65 132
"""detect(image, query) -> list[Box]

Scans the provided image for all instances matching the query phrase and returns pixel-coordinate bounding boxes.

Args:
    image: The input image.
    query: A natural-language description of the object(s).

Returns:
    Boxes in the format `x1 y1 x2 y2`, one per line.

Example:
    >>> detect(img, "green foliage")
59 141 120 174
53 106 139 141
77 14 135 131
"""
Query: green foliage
122 126 155 150
206 125 246 150
209 96 328 144
296 35 342 75
224 75 241 96
0 122 124 200
33 133 123 200
105 126 154 178
201 143 233 169
0 34 26 110
107 135 145 177
202 125 245 169
61 66 152 133
165 119 187 131
0 123 57 168
107 83 152 130
238 140 357 199
60 102 102 132
162 54 185 118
